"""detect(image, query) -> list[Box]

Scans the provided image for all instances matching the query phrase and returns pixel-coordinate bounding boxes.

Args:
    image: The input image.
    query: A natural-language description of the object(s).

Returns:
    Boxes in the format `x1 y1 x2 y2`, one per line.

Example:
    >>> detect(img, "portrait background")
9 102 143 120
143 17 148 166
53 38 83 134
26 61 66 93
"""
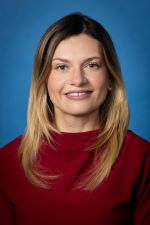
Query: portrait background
0 0 150 147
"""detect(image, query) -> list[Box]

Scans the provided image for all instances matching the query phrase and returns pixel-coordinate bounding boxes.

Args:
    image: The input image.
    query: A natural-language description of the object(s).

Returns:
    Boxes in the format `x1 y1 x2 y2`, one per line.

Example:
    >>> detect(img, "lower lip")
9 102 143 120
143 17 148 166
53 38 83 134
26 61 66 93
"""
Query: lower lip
65 92 92 100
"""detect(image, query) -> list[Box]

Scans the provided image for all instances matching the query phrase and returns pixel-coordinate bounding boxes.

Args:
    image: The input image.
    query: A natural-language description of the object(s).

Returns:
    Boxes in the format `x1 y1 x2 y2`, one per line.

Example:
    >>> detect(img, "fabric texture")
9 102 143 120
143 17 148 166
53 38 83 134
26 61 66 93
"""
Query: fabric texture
0 130 150 225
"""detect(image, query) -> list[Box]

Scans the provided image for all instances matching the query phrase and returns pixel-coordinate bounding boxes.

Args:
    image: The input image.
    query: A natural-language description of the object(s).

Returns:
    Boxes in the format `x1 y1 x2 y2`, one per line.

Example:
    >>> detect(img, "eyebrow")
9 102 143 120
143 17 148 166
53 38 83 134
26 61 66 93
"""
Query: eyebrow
52 56 102 63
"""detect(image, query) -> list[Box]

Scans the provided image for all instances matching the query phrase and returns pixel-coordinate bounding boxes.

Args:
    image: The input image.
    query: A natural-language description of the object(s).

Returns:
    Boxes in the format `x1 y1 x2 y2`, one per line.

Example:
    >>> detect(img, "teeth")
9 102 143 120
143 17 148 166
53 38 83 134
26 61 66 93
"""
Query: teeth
67 92 87 96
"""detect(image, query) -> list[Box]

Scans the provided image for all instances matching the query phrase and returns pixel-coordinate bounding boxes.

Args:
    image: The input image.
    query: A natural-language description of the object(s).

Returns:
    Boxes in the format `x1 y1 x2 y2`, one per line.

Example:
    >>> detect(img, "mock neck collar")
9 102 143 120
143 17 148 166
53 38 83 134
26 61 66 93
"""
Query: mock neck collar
50 129 100 151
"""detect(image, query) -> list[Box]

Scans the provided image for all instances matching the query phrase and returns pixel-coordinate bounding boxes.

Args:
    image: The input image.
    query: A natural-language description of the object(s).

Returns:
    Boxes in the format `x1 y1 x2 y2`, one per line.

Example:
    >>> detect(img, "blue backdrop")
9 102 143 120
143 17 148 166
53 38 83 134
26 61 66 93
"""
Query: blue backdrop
0 0 150 147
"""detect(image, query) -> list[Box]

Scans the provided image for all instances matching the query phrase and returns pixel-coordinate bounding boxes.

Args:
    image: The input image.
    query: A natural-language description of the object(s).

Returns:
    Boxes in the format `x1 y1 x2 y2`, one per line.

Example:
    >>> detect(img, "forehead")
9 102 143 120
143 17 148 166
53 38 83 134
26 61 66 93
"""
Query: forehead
52 33 102 59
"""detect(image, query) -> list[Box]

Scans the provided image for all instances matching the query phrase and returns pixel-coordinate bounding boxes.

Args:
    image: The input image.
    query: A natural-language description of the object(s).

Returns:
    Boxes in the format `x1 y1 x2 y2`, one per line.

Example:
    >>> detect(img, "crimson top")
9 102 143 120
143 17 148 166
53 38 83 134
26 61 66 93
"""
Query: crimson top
0 130 150 225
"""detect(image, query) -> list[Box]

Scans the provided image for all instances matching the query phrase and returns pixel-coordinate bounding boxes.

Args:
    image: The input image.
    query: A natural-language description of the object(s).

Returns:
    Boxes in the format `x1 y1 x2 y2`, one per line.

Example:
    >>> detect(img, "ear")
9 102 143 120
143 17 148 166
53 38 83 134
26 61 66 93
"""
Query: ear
108 78 112 91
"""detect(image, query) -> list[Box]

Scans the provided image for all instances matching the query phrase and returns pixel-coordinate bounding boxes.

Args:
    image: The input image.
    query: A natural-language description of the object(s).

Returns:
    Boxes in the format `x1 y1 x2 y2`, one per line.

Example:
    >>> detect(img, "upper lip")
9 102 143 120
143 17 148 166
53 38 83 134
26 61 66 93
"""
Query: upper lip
65 90 93 95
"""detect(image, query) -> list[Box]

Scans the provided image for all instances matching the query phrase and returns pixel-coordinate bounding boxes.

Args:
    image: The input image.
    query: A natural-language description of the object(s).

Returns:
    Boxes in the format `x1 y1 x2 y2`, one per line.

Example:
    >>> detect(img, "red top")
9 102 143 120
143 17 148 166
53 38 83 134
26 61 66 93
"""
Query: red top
0 130 150 225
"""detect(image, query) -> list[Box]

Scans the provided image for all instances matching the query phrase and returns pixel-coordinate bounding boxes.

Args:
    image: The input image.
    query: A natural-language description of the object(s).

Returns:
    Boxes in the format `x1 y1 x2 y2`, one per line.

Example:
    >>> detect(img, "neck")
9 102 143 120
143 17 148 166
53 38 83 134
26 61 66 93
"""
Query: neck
54 113 100 133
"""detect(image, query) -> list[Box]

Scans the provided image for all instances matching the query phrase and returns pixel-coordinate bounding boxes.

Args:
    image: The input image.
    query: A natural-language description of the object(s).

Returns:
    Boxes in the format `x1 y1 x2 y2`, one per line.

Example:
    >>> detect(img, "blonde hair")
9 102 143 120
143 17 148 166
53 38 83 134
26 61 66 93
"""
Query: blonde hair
19 12 129 191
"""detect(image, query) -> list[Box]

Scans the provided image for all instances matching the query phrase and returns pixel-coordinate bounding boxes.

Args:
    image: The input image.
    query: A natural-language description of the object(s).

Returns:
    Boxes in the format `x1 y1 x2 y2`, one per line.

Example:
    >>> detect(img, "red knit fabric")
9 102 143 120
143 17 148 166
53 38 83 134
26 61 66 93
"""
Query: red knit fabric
0 130 150 225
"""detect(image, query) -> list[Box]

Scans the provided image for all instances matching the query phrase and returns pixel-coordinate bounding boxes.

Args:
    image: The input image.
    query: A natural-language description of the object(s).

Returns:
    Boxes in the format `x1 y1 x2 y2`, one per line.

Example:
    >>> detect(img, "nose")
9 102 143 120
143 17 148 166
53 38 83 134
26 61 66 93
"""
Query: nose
69 68 87 86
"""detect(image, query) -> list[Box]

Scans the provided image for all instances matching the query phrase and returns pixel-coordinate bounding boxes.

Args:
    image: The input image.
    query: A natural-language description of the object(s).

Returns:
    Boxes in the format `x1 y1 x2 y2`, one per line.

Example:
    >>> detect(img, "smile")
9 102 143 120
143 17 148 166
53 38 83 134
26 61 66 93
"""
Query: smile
67 92 90 96
65 91 92 100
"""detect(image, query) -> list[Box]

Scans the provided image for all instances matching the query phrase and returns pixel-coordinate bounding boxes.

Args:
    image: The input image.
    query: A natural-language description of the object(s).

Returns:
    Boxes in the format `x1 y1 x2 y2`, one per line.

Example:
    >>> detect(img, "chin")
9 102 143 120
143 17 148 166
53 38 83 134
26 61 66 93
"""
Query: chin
64 109 98 117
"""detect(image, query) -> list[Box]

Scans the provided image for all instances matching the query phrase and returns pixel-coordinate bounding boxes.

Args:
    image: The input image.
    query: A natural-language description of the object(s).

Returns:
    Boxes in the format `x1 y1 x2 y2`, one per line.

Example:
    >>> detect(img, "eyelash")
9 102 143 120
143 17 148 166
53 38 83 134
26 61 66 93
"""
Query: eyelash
85 62 101 69
55 62 102 71
56 64 68 70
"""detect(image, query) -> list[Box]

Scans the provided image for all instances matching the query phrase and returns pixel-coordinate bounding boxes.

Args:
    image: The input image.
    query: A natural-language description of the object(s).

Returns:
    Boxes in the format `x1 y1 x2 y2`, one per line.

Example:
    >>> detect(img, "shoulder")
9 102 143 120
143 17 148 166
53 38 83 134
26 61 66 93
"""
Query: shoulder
125 130 150 152
0 136 23 166
0 136 25 188
0 136 23 183
0 135 23 152
120 130 150 168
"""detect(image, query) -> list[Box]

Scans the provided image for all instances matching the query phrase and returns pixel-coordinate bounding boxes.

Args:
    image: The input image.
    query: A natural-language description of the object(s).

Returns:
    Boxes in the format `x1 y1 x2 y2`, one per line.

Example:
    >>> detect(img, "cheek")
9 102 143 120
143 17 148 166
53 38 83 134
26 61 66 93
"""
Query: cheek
47 74 66 100
47 75 61 94
47 77 58 104
47 76 55 93
90 74 109 91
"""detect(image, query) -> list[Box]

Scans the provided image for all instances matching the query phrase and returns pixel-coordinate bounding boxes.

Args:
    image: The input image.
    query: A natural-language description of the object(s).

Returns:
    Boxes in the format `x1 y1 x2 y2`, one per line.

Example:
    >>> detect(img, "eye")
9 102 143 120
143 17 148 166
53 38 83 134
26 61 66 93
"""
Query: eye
56 64 68 71
85 62 101 69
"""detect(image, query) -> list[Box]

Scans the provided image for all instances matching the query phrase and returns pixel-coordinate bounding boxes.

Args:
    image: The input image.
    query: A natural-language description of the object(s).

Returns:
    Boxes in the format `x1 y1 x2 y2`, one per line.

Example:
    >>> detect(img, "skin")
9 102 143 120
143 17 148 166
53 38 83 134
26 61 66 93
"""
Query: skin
47 33 110 132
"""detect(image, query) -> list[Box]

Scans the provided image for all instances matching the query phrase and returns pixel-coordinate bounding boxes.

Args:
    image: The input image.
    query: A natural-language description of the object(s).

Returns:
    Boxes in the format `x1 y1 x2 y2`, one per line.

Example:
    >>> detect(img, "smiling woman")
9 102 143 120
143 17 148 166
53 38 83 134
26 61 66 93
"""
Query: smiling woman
48 34 109 130
0 12 150 225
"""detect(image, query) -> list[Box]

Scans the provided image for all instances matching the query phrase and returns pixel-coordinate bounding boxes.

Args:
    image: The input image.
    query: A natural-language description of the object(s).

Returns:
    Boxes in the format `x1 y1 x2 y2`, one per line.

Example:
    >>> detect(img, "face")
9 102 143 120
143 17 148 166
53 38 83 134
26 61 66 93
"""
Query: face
47 33 109 124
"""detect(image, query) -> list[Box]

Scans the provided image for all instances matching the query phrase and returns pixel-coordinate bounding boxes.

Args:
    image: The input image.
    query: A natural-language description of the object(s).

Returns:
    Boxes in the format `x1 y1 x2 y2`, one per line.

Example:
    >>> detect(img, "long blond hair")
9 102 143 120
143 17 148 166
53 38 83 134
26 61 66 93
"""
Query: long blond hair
19 12 129 191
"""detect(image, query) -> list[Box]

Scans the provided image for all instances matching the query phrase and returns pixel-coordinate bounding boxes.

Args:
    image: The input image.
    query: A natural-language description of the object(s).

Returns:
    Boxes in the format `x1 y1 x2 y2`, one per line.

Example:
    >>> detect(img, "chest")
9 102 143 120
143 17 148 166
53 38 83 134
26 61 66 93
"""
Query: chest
5 172 134 225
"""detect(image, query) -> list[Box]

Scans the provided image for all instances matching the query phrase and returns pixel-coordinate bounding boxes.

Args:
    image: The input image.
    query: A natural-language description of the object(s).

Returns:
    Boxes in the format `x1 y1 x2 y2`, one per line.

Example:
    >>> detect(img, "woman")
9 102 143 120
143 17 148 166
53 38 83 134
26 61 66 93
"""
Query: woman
0 12 150 225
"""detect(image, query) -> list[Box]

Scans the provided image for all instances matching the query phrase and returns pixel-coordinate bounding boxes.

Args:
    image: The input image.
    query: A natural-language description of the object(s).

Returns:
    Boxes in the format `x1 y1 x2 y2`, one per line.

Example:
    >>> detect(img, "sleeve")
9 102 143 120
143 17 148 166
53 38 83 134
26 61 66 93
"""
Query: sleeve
0 187 16 225
133 145 150 225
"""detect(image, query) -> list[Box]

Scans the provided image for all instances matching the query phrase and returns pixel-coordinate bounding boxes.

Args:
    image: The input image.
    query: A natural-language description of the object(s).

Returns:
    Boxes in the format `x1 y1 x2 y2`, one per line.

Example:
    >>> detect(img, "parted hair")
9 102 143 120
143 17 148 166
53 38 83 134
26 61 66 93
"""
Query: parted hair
19 12 129 191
